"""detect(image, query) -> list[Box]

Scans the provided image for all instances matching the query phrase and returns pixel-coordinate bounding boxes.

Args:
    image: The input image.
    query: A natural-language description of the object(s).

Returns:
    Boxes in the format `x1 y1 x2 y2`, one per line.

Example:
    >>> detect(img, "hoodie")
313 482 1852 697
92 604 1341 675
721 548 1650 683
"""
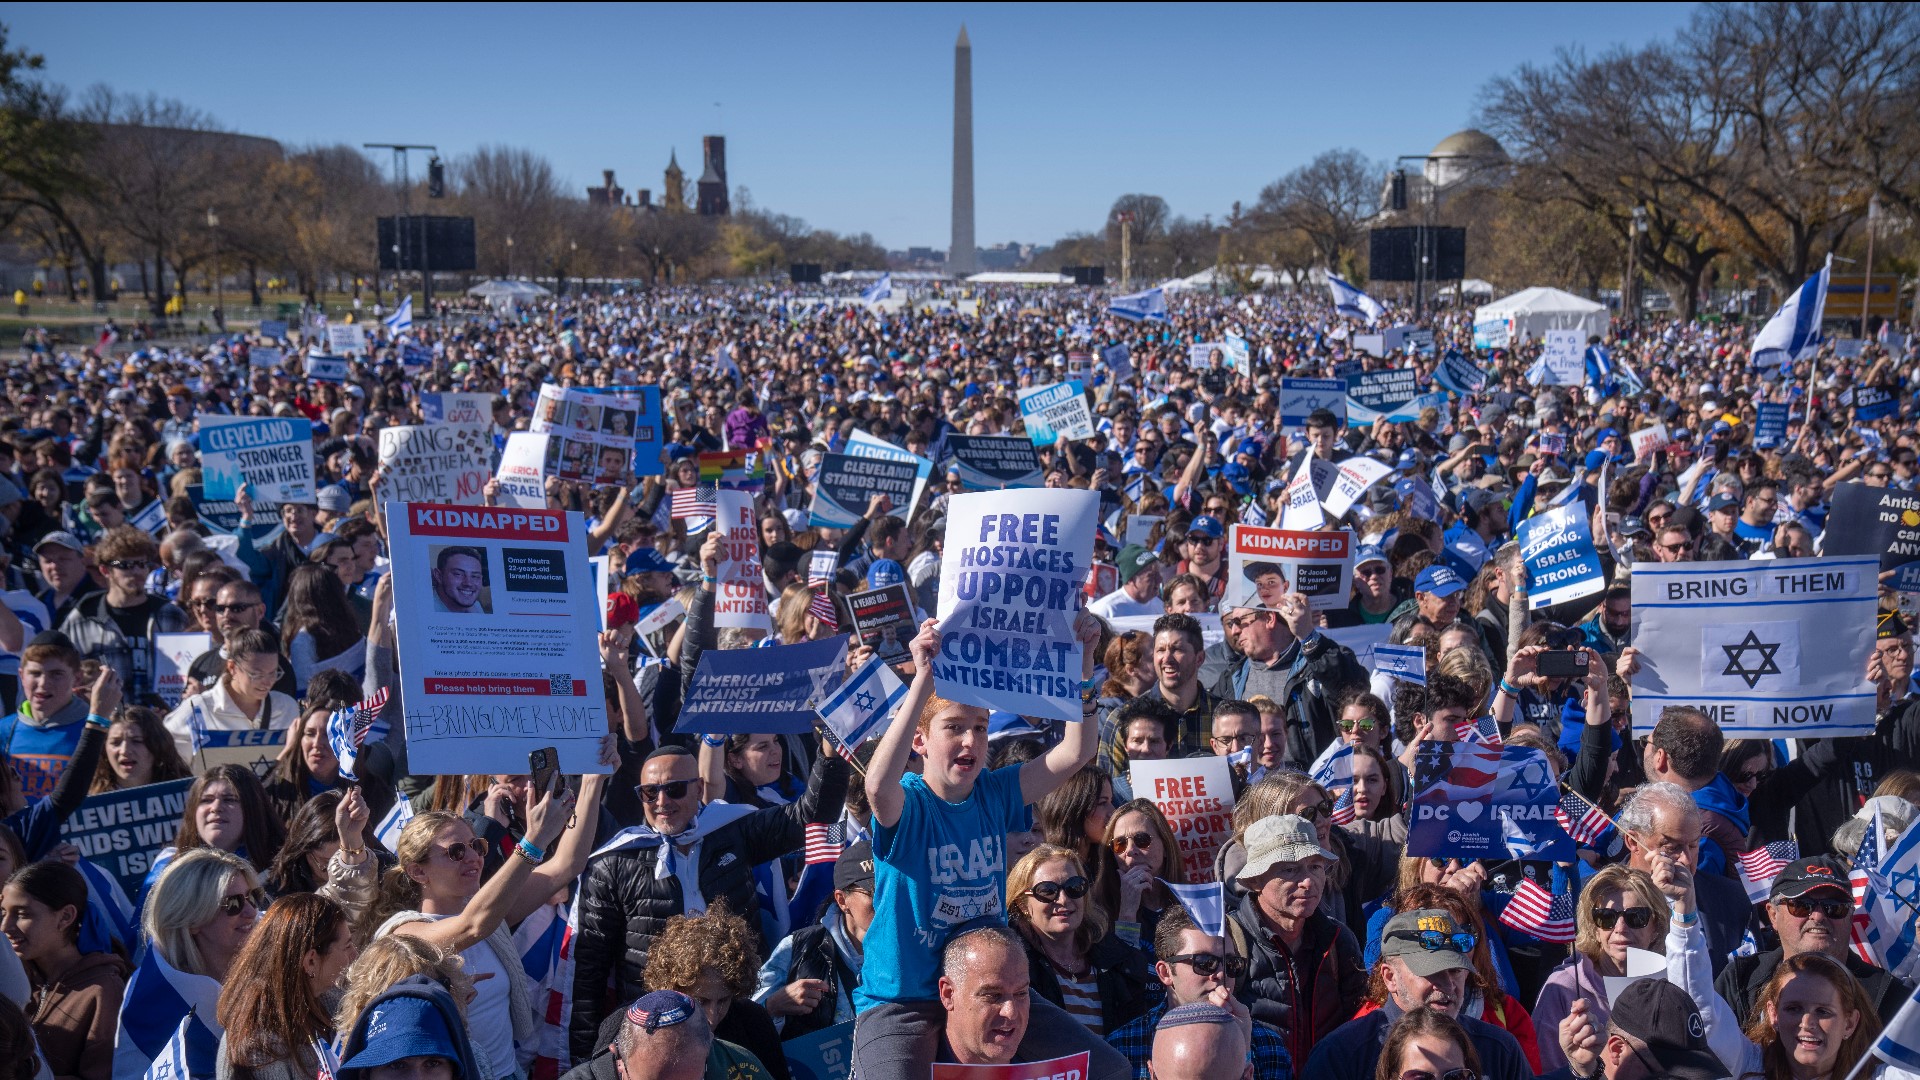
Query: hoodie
1691 771 1752 878
337 977 482 1080
28 950 129 1080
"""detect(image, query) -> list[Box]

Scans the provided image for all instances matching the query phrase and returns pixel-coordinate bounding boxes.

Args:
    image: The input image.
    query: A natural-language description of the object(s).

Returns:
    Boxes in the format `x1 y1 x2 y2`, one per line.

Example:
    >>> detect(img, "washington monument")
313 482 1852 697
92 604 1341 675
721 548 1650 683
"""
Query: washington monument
950 25 977 275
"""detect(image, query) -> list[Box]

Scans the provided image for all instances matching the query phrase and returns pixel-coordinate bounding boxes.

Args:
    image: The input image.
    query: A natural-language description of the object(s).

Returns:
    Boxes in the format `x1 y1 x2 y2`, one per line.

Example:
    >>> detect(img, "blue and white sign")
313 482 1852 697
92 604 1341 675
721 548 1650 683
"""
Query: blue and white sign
679 636 850 735
306 354 348 383
1473 318 1511 350
1223 331 1251 377
1434 349 1487 396
1279 378 1347 427
197 415 314 506
1753 403 1790 450
1516 503 1605 610
1017 379 1094 447
1346 369 1445 425
845 428 932 522
1408 743 1569 862
1854 385 1902 422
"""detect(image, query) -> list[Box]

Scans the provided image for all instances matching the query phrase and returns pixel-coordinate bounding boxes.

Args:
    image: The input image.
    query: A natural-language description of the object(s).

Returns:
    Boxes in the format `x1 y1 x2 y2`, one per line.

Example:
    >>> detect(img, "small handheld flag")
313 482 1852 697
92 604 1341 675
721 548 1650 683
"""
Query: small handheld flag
815 654 909 752
1162 879 1225 937
1499 877 1575 943
1736 841 1800 905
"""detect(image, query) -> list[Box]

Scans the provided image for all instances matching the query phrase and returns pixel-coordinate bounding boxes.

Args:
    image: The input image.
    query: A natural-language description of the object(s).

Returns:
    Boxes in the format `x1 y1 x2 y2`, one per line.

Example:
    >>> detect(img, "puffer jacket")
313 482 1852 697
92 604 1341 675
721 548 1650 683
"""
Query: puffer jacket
1228 894 1368 1070
566 750 849 1062
1211 634 1368 771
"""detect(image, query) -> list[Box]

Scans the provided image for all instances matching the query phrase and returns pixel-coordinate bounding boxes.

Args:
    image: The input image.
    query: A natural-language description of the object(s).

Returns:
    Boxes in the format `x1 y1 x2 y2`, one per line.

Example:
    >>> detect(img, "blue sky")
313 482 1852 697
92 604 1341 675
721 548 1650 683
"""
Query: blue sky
8 3 1697 251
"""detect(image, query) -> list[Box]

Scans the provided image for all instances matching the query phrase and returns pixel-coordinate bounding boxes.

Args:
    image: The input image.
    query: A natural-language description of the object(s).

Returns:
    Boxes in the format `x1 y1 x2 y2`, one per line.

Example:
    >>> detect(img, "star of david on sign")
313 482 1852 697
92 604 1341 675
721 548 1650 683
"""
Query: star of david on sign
853 690 876 712
1720 631 1783 690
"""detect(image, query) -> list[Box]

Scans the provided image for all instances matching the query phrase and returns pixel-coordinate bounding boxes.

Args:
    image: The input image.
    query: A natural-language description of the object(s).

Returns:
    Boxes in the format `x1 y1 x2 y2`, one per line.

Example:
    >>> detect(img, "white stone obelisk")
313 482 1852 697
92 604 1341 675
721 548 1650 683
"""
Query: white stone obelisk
950 25 977 276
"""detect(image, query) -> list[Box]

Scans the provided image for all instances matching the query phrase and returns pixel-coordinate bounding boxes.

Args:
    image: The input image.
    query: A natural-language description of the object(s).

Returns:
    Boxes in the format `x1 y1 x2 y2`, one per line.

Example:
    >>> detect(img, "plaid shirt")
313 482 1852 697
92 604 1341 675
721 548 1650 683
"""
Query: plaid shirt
1107 1001 1293 1080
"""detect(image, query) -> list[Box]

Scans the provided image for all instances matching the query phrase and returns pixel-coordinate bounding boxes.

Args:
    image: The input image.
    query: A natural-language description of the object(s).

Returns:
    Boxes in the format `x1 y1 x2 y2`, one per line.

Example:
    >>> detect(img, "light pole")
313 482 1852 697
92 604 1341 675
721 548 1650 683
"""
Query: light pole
1862 194 1879 333
505 236 514 279
206 207 224 326
1117 211 1134 290
1627 206 1647 321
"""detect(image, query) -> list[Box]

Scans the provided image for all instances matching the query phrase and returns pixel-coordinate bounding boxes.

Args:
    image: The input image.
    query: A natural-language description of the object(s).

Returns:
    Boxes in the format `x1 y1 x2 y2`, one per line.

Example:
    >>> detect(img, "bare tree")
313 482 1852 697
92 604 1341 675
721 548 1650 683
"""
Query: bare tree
1253 149 1385 270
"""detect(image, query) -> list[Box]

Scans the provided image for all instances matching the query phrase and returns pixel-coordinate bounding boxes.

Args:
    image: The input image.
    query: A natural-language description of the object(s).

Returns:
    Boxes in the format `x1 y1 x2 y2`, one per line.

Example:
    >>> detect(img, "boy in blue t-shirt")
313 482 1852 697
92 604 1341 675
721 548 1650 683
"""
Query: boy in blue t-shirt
0 632 93 799
852 615 1124 1080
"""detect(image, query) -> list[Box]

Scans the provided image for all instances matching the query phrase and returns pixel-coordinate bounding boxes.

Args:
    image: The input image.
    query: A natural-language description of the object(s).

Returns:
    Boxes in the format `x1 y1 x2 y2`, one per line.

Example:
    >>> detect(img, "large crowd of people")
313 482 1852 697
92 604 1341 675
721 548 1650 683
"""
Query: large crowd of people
0 279 1916 1080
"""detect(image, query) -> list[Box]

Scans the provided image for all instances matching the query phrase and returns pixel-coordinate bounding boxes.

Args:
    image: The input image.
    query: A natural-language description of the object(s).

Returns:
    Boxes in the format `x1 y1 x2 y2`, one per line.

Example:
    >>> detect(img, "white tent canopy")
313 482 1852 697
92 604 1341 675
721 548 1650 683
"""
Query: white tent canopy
964 271 1070 285
467 279 552 300
1441 278 1497 298
1473 286 1608 342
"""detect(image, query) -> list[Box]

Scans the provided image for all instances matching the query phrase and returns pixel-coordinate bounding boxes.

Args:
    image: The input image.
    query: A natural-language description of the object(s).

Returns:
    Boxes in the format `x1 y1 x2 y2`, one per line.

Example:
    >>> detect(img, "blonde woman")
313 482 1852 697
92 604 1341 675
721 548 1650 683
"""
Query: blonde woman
1529 864 1669 1072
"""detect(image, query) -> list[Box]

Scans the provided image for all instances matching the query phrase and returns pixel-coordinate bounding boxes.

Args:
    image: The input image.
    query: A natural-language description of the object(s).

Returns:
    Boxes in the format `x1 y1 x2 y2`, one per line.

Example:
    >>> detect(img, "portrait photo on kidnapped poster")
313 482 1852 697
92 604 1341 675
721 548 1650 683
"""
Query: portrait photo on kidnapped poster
429 544 493 614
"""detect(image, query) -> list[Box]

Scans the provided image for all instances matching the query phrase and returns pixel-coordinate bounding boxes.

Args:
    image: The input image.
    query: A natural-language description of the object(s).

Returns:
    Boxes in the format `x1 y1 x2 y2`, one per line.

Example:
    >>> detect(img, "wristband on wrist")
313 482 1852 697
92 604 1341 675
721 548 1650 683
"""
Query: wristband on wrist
1498 679 1521 697
701 575 718 586
701 734 727 747
515 838 546 863
1669 904 1698 927
86 713 111 729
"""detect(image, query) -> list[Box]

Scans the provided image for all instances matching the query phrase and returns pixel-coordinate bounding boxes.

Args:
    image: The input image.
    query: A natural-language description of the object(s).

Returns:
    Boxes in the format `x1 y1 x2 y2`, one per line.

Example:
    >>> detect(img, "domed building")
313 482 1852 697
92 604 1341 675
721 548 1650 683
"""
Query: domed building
1378 128 1511 216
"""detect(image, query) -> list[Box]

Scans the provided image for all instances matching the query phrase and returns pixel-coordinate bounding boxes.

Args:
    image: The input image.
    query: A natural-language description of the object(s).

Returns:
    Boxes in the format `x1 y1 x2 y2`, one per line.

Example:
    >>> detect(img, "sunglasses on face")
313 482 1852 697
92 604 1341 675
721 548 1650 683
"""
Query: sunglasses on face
1025 876 1089 904
433 842 478 863
1295 800 1335 823
1591 906 1655 931
639 779 695 802
1783 898 1851 920
211 601 260 616
1387 929 1476 954
218 888 269 917
1169 952 1248 979
1732 768 1773 785
1110 832 1156 854
1336 716 1377 733
106 559 151 572
1399 1071 1479 1080
1356 565 1389 577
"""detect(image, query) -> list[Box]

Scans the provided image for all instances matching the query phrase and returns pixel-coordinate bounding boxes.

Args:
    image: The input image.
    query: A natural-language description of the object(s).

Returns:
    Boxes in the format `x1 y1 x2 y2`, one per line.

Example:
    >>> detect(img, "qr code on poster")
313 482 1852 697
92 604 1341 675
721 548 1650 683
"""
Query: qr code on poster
549 673 572 696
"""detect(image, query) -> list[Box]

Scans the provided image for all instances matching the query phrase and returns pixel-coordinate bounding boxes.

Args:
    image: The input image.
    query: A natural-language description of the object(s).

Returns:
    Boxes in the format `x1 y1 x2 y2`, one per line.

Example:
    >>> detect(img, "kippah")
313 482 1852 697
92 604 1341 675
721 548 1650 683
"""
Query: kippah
1157 1002 1235 1031
627 990 695 1033
643 744 695 762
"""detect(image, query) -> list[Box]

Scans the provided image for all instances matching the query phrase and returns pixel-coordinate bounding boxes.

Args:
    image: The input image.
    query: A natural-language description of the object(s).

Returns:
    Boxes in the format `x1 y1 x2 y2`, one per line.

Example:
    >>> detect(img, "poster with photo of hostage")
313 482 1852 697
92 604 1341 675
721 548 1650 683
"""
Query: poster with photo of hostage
387 502 609 775
528 383 639 486
1223 524 1352 611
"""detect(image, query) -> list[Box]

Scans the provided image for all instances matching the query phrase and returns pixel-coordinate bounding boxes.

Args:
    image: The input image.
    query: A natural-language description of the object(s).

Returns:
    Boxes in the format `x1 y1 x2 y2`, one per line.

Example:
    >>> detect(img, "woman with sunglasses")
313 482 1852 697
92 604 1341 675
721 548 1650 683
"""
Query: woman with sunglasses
366 771 600 1080
1097 798 1184 951
1372 1006 1484 1080
1005 843 1153 1036
1528 865 1669 1071
113 848 262 1079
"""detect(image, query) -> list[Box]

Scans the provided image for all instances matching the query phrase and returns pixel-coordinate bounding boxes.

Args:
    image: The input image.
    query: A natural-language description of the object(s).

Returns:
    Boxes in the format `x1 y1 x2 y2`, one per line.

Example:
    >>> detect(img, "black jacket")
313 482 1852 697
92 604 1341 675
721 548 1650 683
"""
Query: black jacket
1716 947 1916 1029
1211 633 1368 771
1301 1003 1531 1080
566 751 849 1062
1019 930 1155 1035
1227 894 1368 1071
777 921 861 1042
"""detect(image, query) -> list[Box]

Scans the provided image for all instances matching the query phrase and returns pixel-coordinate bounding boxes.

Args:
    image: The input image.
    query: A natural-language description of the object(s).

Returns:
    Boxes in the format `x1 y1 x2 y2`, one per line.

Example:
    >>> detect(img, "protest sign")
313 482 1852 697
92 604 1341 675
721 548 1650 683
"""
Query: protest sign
1852 385 1902 421
529 383 640 485
1407 742 1569 862
945 435 1043 490
845 429 932 522
1516 503 1605 609
59 778 193 899
154 632 209 708
1100 342 1133 382
326 324 366 356
1189 342 1224 369
1278 455 1323 530
1537 330 1584 385
1628 555 1879 737
305 354 348 382
784 1020 853 1080
1433 349 1486 396
1823 483 1920 592
494 432 550 509
249 345 284 370
1835 339 1865 359
1129 757 1235 883
198 415 315 506
1345 369 1442 425
626 385 667 476
634 596 685 645
378 424 492 505
1353 326 1411 358
193 729 287 780
931 1055 1089 1080
186 485 244 534
1279 378 1347 427
934 489 1097 724
1473 318 1512 350
1629 423 1670 461
1409 328 1436 354
420 392 494 427
847 583 914 664
1223 331 1251 377
401 343 433 370
715 489 771 630
1016 380 1094 446
1321 456 1394 519
810 453 919 529
1753 403 1790 450
257 319 287 340
678 637 849 735
1223 526 1351 612
1124 514 1162 548
387 502 608 775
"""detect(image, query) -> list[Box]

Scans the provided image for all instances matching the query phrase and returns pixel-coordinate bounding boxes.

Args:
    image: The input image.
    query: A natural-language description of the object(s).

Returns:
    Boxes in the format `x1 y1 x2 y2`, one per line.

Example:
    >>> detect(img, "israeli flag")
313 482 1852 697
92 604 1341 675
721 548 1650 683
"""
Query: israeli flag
1374 643 1428 686
375 797 416 852
1326 272 1386 326
1871 983 1920 1071
861 274 893 304
1108 287 1169 324
142 1016 193 1080
815 654 909 751
1101 342 1134 381
1162 880 1225 937
383 294 413 335
77 858 136 956
117 947 224 1080
1867 803 1920 980
1751 256 1830 369
1309 740 1355 792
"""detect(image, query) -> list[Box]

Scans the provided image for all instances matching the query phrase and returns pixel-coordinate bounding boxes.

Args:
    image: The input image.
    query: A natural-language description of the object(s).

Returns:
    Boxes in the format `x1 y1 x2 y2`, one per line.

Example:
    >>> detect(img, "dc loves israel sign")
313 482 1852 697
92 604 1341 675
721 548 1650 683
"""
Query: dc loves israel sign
1406 743 1569 862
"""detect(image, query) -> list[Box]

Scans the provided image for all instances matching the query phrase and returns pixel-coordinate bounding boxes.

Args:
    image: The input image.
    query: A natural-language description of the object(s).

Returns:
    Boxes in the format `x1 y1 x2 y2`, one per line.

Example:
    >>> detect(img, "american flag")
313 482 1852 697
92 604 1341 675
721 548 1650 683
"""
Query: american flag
808 587 839 630
805 821 846 865
1736 841 1801 905
670 483 717 519
1852 810 1885 965
1554 790 1612 848
324 687 390 782
1454 713 1504 748
1499 877 1575 942
1330 784 1356 826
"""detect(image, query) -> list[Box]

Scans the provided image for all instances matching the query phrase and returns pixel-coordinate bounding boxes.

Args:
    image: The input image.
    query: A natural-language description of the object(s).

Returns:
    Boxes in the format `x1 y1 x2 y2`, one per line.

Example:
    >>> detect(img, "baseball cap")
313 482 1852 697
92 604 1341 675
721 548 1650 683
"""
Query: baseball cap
1877 611 1909 640
337 995 463 1072
316 487 352 514
1353 544 1389 570
1605 978 1730 1080
1414 565 1467 598
1617 515 1650 539
1236 815 1338 881
625 547 675 575
1706 494 1739 514
1188 515 1224 539
32 531 86 555
1769 856 1851 902
1220 461 1251 495
834 840 875 893
1380 909 1477 978
1116 544 1158 585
